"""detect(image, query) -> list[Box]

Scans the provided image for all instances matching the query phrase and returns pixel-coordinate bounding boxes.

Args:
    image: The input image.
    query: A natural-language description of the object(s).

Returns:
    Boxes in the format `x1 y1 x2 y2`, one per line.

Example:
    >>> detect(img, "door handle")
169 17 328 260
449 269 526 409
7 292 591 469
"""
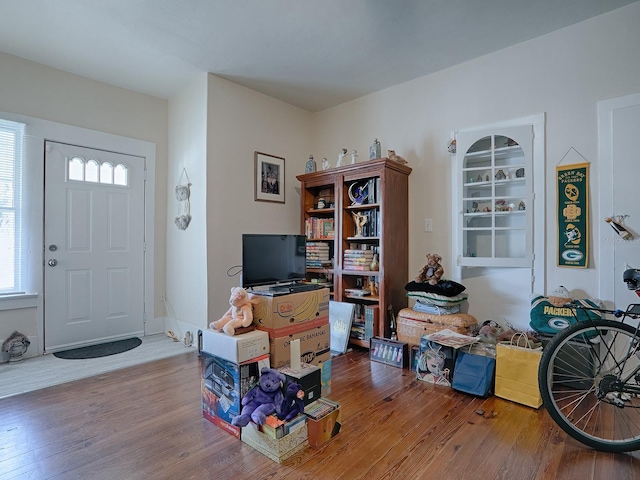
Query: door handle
48 259 58 267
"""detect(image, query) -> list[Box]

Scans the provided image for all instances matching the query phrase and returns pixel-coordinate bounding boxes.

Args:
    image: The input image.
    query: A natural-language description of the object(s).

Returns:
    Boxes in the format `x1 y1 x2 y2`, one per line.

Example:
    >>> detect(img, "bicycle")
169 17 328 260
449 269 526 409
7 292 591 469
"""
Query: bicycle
538 268 640 452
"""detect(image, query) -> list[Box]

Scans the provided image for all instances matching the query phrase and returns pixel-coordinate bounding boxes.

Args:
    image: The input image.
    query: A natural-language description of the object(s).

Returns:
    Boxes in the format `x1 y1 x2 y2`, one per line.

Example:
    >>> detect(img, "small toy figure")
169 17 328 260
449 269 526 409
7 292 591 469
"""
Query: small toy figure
277 382 305 421
337 148 347 167
415 253 444 285
387 149 407 165
321 157 330 170
350 149 358 164
209 287 261 336
231 367 286 427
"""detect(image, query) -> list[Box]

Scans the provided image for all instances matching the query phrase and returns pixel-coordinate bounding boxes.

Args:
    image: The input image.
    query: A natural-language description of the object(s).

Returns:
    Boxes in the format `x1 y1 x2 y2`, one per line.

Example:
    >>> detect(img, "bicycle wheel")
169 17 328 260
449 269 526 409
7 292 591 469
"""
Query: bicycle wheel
538 319 640 452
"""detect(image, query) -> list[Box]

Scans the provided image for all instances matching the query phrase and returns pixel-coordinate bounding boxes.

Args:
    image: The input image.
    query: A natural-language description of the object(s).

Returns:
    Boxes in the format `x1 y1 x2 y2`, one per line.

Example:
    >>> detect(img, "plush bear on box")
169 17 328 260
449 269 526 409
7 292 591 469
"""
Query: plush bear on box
231 367 286 427
209 286 261 336
277 382 305 422
415 253 444 285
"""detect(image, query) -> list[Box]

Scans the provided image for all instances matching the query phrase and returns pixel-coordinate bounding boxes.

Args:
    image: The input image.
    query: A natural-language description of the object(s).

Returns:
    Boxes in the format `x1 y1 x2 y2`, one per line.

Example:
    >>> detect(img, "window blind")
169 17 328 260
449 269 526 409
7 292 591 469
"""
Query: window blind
0 118 25 294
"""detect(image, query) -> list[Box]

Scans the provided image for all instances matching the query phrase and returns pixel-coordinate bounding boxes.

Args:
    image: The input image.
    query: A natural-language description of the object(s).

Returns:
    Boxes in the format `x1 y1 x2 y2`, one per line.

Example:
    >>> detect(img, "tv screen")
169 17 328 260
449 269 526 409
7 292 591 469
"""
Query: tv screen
242 234 307 288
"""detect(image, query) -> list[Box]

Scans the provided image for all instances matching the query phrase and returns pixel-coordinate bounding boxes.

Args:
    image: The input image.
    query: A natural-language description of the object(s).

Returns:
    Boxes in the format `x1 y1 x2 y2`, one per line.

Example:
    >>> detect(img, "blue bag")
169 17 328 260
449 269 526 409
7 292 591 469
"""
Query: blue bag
451 350 496 397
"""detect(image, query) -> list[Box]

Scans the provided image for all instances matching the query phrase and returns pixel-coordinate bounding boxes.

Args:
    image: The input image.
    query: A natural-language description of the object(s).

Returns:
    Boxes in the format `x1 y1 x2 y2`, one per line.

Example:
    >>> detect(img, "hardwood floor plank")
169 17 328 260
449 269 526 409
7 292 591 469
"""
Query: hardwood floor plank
2 348 640 480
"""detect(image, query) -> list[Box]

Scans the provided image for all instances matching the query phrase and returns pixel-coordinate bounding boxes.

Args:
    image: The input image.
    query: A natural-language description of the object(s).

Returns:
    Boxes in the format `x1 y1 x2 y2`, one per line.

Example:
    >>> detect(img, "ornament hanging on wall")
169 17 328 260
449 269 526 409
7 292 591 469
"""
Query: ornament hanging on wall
175 168 192 230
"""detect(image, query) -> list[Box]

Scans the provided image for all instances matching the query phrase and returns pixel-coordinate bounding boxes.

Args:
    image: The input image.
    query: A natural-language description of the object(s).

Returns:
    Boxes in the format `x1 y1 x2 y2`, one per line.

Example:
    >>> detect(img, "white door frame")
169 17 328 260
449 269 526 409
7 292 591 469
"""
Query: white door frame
0 110 156 355
598 92 640 304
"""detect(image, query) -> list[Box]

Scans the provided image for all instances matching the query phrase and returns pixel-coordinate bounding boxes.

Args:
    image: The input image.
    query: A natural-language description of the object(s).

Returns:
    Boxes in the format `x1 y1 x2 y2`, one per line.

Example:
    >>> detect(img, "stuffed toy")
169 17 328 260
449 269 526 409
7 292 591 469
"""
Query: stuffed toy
415 253 444 285
231 367 286 427
548 285 572 307
209 286 261 336
277 382 305 422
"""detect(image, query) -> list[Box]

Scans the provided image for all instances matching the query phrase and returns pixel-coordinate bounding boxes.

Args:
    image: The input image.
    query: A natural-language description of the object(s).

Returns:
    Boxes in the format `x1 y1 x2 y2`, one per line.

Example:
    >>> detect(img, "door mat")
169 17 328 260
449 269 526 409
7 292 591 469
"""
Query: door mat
53 337 142 360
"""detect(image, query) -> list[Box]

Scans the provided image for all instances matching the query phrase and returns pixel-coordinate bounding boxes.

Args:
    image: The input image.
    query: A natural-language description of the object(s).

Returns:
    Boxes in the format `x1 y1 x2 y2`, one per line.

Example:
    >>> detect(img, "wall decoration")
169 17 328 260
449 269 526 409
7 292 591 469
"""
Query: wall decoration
557 154 589 268
255 151 285 203
174 168 192 230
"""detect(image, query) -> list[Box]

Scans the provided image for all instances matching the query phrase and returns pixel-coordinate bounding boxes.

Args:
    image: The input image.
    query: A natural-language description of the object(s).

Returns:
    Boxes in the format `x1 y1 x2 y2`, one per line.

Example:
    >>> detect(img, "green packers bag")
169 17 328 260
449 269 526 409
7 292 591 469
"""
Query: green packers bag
529 296 601 335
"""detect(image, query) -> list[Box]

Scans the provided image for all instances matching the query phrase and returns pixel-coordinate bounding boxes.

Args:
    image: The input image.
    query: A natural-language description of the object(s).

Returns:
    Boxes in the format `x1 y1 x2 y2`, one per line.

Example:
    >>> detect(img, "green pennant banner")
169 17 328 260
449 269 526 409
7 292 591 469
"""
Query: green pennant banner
557 162 589 268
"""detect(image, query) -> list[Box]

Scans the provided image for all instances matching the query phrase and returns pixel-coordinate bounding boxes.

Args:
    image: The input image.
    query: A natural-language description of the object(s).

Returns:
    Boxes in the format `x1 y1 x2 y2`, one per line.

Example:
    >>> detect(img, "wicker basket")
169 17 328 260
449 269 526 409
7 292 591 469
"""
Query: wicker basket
397 308 477 348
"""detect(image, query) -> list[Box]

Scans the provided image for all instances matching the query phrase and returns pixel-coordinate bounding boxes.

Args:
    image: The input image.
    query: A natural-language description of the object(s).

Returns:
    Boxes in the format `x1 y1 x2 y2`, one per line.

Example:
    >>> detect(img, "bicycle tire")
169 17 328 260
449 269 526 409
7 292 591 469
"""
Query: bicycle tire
538 319 640 452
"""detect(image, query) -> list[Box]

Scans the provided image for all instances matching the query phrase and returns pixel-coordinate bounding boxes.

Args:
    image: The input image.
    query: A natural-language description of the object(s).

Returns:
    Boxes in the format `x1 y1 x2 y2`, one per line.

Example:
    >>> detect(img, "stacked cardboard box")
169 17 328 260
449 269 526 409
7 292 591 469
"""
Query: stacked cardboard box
200 328 271 438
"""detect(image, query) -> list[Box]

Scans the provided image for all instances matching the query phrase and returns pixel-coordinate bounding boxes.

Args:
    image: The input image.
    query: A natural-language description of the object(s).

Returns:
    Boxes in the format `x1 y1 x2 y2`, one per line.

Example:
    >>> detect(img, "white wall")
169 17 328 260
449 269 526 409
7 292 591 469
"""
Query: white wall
312 2 640 329
205 74 313 322
166 74 209 341
0 52 169 350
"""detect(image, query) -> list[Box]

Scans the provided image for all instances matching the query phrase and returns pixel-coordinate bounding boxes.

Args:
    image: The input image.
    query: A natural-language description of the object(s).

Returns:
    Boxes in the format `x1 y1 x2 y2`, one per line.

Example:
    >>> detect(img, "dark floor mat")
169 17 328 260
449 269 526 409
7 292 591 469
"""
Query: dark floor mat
53 337 142 359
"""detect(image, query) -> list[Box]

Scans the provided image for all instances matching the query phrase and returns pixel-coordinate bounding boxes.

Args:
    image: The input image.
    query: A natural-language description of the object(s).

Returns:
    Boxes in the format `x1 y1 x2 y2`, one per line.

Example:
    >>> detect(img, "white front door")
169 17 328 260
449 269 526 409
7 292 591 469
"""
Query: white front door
598 93 640 315
44 141 146 352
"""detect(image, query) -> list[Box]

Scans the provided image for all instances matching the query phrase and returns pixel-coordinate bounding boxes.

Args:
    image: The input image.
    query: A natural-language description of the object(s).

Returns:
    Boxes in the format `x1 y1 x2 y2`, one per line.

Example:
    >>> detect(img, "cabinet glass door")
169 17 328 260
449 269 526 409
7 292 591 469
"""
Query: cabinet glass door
457 126 533 267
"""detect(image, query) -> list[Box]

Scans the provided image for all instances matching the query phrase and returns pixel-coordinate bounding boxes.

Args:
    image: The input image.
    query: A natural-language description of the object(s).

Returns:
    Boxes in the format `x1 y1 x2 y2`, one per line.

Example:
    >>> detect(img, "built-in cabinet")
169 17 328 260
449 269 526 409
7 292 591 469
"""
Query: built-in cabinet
455 126 534 268
297 158 412 347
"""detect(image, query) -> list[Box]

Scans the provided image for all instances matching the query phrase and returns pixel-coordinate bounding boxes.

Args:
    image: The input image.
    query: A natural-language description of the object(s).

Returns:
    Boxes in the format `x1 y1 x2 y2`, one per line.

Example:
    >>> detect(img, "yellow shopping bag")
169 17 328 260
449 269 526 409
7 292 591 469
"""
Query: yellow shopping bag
494 334 543 409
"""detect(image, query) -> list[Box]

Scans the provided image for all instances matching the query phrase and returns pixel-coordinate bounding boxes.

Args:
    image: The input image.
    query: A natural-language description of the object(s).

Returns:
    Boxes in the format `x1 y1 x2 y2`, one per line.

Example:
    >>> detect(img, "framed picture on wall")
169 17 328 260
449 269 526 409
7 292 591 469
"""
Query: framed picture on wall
254 151 285 203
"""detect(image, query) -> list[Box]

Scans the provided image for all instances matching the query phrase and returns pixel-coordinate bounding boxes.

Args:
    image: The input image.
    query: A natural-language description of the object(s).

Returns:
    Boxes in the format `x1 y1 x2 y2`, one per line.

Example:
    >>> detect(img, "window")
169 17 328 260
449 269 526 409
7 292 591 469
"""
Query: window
0 119 25 294
67 156 128 186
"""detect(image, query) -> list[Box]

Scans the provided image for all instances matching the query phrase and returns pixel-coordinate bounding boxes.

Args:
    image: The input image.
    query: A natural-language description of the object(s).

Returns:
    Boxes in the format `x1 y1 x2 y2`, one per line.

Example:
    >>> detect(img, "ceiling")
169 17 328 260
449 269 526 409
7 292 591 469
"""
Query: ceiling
0 0 637 112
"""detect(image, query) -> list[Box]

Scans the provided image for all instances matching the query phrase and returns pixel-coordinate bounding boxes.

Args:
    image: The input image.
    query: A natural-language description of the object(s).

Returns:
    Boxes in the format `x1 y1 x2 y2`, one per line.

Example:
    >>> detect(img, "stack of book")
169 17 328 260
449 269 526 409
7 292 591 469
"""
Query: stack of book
305 397 339 420
306 242 331 268
343 249 373 270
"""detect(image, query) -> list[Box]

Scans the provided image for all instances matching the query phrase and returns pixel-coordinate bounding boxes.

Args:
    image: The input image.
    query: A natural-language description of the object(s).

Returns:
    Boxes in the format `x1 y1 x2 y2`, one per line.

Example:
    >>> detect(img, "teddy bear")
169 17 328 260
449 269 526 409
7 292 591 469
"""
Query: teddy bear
231 367 286 427
277 382 305 422
209 286 261 336
415 253 444 285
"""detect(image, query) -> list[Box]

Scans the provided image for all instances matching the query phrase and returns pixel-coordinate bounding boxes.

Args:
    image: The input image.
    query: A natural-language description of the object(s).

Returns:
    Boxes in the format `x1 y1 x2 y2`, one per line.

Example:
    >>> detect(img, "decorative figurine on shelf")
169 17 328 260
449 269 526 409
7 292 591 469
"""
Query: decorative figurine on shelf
348 181 368 205
447 138 456 154
495 169 506 180
515 167 525 178
388 305 398 340
305 155 316 173
351 211 367 237
337 148 348 167
387 149 408 165
321 157 330 170
518 200 526 210
370 138 381 160
369 253 379 271
350 149 358 164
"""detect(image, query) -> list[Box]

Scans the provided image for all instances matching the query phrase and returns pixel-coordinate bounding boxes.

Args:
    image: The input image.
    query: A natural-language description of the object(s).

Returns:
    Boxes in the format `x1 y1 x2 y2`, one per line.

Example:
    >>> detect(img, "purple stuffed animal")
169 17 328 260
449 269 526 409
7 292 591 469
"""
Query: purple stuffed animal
277 382 305 422
231 367 285 427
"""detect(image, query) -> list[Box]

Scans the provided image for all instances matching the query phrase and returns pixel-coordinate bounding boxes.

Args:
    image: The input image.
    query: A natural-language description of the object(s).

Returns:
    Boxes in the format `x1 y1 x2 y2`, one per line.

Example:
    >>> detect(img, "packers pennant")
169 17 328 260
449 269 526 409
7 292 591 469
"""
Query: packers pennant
556 162 589 267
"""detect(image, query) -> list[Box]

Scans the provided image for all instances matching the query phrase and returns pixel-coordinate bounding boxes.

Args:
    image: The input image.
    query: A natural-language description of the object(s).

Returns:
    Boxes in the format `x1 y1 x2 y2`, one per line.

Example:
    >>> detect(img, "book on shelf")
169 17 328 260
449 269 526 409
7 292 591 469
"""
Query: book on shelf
364 305 379 341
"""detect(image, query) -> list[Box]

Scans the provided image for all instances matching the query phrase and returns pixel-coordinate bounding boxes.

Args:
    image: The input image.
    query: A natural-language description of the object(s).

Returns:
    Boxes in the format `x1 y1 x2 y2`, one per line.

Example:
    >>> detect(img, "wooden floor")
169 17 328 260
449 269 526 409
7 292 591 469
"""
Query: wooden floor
1 349 639 480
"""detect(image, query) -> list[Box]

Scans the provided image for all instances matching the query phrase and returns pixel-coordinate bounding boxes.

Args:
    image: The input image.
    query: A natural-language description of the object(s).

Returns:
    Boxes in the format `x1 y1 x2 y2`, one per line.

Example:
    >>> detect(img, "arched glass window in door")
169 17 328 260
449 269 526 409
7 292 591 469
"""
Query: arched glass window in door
66 157 128 186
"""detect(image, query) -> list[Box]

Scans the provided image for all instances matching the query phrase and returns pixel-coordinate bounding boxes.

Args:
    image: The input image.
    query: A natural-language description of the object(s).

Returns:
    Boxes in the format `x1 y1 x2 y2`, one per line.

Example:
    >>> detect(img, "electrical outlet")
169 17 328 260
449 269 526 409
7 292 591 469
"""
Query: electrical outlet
424 219 433 232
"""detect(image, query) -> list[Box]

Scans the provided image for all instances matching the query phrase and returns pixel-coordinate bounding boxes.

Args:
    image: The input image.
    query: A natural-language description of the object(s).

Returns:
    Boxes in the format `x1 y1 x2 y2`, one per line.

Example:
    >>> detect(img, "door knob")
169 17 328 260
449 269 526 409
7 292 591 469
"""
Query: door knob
48 259 58 267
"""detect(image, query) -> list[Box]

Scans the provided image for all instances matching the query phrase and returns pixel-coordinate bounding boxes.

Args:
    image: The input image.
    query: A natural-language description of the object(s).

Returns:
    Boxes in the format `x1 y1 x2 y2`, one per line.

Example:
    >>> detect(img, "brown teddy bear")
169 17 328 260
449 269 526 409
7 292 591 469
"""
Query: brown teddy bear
415 253 444 285
209 287 261 336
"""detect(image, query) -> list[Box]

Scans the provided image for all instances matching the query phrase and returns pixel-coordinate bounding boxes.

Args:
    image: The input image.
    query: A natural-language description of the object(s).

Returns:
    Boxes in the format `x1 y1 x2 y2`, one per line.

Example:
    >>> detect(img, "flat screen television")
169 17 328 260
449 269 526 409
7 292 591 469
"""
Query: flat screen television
242 234 307 289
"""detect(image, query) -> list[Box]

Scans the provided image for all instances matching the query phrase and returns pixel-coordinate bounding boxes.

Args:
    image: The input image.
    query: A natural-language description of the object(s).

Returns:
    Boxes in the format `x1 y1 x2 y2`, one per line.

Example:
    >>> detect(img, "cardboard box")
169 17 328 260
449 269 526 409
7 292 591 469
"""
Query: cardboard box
253 288 330 334
279 363 322 406
259 413 307 439
241 422 308 463
201 351 270 438
305 398 341 448
201 328 269 364
269 322 331 368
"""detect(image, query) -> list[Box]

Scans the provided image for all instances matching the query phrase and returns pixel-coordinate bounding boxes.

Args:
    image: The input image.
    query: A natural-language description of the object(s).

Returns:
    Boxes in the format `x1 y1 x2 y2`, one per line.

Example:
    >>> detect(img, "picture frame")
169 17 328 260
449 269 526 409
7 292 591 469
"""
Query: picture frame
255 151 285 203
